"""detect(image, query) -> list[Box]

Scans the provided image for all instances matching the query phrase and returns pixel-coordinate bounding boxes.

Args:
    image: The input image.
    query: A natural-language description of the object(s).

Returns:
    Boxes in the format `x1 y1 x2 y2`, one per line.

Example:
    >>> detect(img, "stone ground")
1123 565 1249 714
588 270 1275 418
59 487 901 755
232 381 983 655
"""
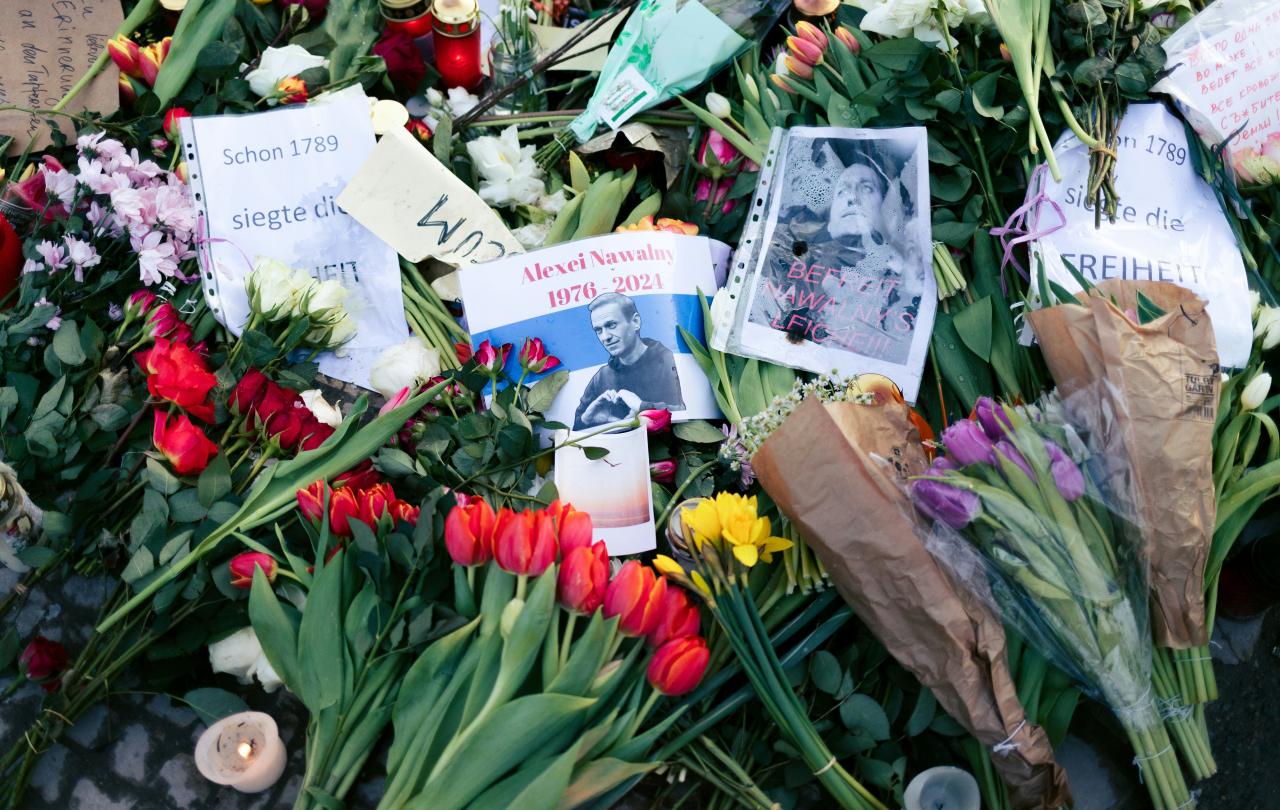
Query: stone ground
2 566 1277 809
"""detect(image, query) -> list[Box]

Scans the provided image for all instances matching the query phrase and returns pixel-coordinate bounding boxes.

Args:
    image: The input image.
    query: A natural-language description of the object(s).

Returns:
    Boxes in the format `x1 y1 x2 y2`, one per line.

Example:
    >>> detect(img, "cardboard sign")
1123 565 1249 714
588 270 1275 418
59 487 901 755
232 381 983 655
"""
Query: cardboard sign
338 127 523 266
181 93 407 353
531 17 622 72
0 0 122 154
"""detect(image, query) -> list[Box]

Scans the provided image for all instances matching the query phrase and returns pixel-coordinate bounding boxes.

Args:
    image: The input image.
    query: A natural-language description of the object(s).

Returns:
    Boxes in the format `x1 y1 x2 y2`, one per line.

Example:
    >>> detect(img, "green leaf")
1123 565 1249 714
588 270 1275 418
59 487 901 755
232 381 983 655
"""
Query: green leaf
122 546 155 585
147 458 183 494
527 371 570 415
952 296 994 362
297 555 347 712
158 531 194 566
968 73 1005 120
672 420 725 444
839 693 891 740
468 744 580 810
17 546 56 568
581 446 609 461
569 151 591 193
561 758 660 808
169 489 209 523
197 454 232 508
810 650 842 694
52 321 87 366
864 38 928 71
89 403 131 432
249 567 301 692
183 687 250 725
0 628 19 671
905 688 936 736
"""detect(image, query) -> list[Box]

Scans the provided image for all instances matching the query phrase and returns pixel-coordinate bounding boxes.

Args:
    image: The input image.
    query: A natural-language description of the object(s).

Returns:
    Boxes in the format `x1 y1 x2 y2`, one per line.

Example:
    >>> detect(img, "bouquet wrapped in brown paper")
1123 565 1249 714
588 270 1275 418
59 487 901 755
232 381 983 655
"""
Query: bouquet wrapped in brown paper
752 396 1071 810
1026 281 1217 654
1026 279 1220 780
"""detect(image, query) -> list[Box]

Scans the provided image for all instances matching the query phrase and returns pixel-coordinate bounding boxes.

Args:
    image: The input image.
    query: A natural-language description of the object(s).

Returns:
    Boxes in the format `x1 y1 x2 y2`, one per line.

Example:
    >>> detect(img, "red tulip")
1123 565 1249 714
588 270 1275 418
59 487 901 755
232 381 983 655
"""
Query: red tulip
455 342 473 364
558 541 609 614
107 35 142 78
640 409 671 433
358 483 396 529
8 156 63 220
647 584 700 647
119 74 138 105
0 214 21 307
493 508 557 576
445 499 496 566
650 460 676 484
390 500 421 525
138 39 169 87
473 339 512 375
647 636 710 696
297 480 328 526
517 337 561 374
604 561 667 637
328 486 360 537
229 552 277 589
334 460 379 491
547 500 593 554
163 107 190 140
20 636 69 691
152 410 217 475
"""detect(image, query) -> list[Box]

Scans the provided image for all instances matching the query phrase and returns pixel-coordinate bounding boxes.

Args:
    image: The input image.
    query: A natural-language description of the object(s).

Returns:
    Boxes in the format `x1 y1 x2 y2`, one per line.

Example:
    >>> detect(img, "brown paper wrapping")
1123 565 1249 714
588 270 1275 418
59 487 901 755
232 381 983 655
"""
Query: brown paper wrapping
753 398 1071 810
1026 281 1218 648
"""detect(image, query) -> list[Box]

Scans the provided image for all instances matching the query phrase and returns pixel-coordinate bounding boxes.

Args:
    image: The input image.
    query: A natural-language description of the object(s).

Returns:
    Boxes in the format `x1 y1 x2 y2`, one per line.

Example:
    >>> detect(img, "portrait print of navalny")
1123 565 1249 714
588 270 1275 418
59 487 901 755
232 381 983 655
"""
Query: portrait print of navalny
573 292 685 430
747 130 930 366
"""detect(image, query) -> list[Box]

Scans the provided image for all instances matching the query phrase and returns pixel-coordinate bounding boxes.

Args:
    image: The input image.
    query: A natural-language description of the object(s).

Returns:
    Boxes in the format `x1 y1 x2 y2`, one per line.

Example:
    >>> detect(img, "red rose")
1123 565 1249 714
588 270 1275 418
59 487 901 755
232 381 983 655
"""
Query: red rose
373 30 426 95
20 636 69 691
153 410 218 475
0 213 22 307
231 368 269 417
334 460 379 491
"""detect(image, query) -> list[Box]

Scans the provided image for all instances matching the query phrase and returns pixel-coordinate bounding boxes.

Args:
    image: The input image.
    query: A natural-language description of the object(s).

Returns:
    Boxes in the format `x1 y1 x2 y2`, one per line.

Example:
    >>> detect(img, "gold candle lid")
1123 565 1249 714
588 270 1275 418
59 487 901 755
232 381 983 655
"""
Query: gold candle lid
792 0 840 15
160 0 188 9
432 0 478 25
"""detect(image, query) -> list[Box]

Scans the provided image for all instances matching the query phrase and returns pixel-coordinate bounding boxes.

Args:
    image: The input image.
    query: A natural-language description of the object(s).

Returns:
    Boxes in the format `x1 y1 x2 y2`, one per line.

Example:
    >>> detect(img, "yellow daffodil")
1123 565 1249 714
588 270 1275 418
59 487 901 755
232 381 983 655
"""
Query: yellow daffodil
681 498 722 547
680 492 794 568
653 554 685 578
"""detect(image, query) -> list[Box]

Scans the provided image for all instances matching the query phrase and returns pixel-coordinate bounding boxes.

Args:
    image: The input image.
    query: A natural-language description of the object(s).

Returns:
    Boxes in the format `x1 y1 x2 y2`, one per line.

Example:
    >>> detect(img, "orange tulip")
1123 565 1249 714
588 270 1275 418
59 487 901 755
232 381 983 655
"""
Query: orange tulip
786 35 823 67
445 499 496 566
604 561 667 637
548 500 593 554
771 73 798 95
784 55 814 80
107 35 142 78
493 508 558 576
647 636 710 696
833 26 861 55
647 583 701 648
794 21 828 51
557 541 609 614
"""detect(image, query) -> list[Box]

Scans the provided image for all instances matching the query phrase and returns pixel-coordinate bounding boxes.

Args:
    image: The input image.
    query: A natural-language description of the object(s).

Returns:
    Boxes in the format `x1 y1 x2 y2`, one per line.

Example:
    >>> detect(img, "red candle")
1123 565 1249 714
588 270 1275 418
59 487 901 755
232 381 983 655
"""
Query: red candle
381 0 434 38
432 0 482 91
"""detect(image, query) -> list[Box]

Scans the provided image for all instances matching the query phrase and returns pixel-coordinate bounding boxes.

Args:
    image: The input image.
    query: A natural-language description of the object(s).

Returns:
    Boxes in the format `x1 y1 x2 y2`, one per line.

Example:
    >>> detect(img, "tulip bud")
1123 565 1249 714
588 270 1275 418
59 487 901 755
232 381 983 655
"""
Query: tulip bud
558 542 609 614
118 74 139 106
794 21 828 51
1242 372 1271 411
20 636 69 691
784 55 814 80
999 42 1012 62
517 336 561 374
175 162 188 183
705 92 732 119
1254 306 1280 350
909 457 980 530
358 483 396 529
604 561 667 636
741 73 760 105
650 460 677 484
328 486 360 537
125 289 157 320
229 552 277 589
139 41 166 87
833 26 861 55
297 480 329 526
390 500 420 525
770 73 798 95
941 419 996 467
547 500 593 553
786 35 823 67
647 583 700 647
640 408 671 433
107 35 143 78
646 636 710 696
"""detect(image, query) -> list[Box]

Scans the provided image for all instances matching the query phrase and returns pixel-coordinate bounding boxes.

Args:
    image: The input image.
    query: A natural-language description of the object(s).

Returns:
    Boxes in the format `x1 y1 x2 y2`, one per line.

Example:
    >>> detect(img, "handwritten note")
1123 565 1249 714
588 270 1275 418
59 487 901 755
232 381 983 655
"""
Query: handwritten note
1155 0 1280 173
0 0 122 154
338 127 523 266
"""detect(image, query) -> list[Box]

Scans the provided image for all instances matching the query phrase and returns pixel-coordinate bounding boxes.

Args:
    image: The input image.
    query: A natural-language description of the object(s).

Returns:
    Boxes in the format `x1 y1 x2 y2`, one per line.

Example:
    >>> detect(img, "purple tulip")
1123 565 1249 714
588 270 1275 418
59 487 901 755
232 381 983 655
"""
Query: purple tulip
941 419 996 467
994 440 1033 479
1044 440 1085 501
910 459 981 529
975 397 1014 440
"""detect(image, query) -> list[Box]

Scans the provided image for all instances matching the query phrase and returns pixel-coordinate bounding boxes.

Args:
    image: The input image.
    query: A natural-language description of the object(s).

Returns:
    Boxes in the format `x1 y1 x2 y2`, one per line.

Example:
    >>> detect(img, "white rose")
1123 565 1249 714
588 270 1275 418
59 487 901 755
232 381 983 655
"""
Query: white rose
209 626 263 684
368 336 442 399
300 389 343 427
248 257 299 320
244 45 328 98
309 312 357 348
306 278 349 319
249 654 283 693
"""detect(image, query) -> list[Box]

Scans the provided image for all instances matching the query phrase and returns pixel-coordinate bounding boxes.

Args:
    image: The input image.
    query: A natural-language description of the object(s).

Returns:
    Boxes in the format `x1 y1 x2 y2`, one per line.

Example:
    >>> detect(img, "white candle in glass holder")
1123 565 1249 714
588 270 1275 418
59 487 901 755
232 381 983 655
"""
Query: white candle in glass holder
194 711 287 793
904 766 980 810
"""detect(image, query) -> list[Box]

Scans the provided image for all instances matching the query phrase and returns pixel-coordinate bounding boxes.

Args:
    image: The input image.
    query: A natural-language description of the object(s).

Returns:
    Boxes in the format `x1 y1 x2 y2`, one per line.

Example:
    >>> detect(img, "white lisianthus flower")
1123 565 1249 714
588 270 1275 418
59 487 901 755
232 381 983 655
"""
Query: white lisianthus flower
368 336 442 399
300 389 344 427
244 45 327 98
247 257 300 321
1242 372 1272 411
466 126 546 208
208 627 284 693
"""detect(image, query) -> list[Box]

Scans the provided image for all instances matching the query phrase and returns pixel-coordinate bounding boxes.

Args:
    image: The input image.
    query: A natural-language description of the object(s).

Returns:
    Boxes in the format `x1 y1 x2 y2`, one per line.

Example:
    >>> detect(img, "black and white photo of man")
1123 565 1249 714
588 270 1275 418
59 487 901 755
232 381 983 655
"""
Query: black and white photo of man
573 292 685 430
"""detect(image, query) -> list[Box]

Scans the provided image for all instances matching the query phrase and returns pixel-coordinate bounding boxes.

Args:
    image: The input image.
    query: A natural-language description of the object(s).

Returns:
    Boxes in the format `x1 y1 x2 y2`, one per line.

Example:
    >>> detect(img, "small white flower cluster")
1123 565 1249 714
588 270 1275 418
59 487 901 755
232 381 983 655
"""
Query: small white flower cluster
735 374 875 457
245 257 356 348
852 0 988 50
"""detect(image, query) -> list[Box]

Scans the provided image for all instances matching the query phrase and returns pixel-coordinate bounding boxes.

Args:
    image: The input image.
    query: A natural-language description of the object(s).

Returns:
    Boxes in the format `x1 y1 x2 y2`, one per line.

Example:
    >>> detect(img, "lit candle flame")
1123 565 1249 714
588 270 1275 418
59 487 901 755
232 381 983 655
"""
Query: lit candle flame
238 741 253 760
